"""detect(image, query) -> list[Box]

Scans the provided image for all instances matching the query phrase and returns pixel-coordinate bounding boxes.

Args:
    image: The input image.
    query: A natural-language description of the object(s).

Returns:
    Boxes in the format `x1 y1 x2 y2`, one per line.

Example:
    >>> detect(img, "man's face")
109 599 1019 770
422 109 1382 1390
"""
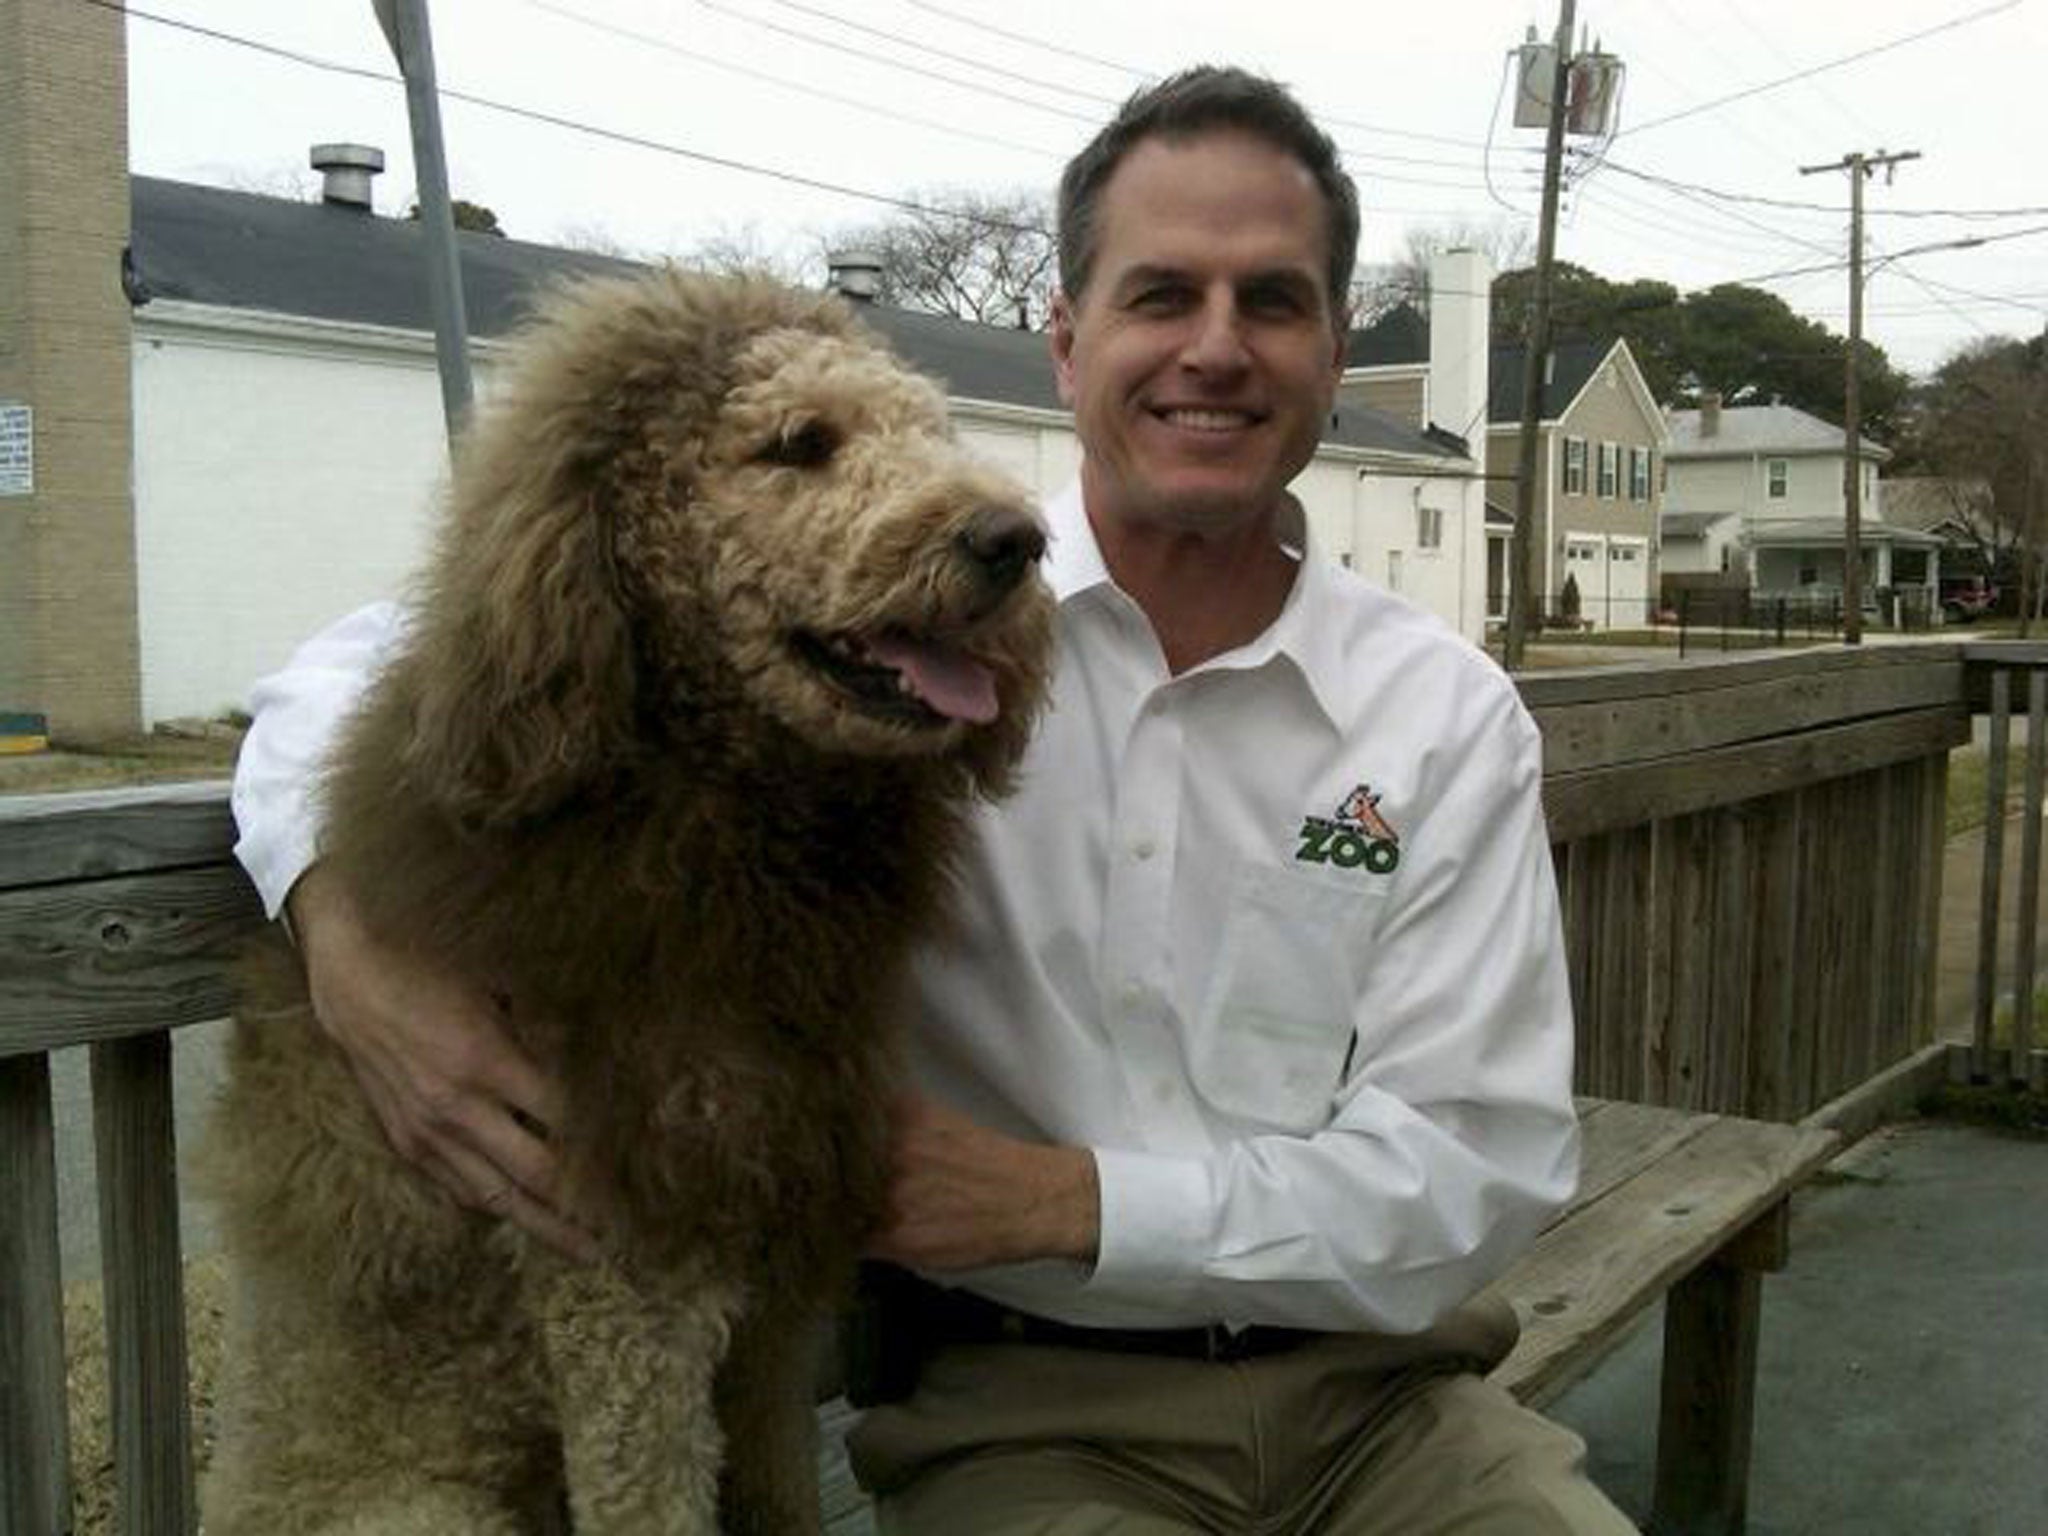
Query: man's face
1050 130 1347 540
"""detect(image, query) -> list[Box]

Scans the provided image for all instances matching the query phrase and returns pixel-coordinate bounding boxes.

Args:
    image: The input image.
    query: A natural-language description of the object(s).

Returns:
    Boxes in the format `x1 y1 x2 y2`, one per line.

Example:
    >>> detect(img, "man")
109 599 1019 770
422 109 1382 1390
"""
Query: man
234 66 1635 1533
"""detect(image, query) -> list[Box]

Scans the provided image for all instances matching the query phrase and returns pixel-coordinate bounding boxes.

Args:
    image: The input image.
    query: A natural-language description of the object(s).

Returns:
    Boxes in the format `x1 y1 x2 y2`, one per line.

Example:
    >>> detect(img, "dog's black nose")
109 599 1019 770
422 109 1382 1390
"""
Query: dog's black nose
957 505 1047 593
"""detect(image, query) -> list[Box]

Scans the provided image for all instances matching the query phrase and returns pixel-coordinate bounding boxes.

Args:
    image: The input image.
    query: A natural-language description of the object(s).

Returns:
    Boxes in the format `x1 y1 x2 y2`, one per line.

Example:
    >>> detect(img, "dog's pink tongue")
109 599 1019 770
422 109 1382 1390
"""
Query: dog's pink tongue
868 635 1000 723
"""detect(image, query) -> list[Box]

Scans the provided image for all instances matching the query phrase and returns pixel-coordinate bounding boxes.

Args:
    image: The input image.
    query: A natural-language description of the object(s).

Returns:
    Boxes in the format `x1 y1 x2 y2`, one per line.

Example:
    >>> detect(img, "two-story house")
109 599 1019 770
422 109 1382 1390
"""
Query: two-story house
1658 395 1939 618
1483 339 1668 631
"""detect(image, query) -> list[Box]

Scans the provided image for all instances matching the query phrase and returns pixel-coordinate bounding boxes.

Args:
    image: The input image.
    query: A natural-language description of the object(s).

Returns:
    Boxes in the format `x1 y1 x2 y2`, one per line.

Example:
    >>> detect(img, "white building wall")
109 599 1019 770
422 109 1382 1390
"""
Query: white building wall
132 318 487 721
131 310 1484 725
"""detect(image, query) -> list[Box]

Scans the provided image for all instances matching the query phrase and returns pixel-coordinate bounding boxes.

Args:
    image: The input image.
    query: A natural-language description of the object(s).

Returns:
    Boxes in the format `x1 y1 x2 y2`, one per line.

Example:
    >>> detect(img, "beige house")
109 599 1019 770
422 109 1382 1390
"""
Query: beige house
1483 340 1668 631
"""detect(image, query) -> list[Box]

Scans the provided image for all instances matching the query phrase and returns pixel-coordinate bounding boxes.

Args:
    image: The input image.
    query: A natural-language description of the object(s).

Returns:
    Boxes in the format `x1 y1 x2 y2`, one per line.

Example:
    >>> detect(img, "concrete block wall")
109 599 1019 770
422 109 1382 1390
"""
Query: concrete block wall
0 0 141 740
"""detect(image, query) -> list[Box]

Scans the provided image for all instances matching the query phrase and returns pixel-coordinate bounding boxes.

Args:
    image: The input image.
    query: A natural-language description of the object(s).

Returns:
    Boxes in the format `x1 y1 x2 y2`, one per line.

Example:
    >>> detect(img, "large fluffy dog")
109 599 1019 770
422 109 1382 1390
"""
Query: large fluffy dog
201 271 1053 1534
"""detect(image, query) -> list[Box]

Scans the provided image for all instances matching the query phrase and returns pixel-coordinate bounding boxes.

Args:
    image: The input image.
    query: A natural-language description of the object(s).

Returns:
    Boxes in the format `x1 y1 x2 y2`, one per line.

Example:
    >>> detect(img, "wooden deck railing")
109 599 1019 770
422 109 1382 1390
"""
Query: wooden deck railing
1959 642 2048 1090
3 641 2038 1534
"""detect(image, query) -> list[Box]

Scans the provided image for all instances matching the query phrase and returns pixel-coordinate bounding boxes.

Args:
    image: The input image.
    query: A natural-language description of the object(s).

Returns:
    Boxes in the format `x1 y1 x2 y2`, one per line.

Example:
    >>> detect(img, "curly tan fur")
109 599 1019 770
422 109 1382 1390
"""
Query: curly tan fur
199 269 1054 1535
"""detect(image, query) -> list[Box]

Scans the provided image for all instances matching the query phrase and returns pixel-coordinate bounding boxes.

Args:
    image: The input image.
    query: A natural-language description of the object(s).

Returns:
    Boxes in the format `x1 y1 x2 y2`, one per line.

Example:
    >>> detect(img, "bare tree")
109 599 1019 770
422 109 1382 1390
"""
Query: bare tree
1911 335 2048 633
680 223 811 286
825 189 1055 329
1353 217 1532 322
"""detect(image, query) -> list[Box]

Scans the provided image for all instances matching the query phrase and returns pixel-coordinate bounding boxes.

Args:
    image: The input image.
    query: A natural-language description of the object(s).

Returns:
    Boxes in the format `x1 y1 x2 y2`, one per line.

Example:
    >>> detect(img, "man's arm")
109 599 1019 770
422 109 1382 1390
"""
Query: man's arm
867 1096 1099 1272
234 607 593 1258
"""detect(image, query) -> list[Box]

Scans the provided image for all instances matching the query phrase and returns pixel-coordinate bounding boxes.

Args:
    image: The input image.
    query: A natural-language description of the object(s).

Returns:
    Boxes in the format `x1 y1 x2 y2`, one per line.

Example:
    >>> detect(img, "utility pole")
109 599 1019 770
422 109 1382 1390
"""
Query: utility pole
373 0 474 441
1800 148 1917 644
1504 0 1576 671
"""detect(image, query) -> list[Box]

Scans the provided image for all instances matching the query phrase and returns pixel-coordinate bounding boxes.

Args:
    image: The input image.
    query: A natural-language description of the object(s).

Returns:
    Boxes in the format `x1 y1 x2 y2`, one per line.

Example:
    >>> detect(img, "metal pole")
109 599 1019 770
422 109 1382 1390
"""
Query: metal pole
374 0 473 439
1843 156 1865 643
1504 0 1575 671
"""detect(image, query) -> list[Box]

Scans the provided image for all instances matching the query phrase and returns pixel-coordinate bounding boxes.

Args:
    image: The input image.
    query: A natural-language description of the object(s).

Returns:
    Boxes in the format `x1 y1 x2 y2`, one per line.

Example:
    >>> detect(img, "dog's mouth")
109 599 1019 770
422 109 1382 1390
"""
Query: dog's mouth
792 628 1001 728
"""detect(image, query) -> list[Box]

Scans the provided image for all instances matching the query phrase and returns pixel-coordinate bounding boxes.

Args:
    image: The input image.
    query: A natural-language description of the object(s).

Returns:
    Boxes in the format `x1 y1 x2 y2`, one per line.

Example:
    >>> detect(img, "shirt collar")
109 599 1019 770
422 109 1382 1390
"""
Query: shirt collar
1042 479 1348 729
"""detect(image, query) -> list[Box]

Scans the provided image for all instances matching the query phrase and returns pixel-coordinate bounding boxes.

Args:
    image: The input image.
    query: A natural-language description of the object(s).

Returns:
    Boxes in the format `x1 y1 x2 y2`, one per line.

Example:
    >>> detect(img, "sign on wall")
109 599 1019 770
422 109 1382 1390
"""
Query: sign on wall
0 403 31 496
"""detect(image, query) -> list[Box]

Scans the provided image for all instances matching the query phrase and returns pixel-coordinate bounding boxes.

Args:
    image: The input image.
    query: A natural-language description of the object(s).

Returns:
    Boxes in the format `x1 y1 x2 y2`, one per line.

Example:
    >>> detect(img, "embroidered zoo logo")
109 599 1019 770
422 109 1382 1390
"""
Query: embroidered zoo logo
1294 784 1401 875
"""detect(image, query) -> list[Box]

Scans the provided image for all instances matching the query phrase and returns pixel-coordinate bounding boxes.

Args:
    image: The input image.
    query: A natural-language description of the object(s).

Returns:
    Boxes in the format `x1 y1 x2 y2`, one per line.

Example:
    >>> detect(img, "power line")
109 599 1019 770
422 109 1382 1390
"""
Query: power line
900 0 1149 82
521 0 1064 161
110 0 1056 235
905 0 1495 150
1603 156 2048 222
742 0 1120 106
685 0 1099 124
1617 0 2024 139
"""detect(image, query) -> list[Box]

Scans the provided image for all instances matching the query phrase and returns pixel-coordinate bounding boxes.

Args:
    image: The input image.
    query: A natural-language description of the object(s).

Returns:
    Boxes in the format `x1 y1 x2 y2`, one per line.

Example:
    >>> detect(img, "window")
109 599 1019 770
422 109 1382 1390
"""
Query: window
1598 442 1619 499
1768 459 1789 499
1563 436 1587 495
1630 447 1652 502
1416 503 1443 550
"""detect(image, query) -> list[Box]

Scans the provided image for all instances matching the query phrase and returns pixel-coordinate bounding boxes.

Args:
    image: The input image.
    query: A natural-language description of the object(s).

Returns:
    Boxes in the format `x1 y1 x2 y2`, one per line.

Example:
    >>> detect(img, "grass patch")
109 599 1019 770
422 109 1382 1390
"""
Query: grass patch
0 729 242 796
1946 741 2041 836
1920 1080 2048 1139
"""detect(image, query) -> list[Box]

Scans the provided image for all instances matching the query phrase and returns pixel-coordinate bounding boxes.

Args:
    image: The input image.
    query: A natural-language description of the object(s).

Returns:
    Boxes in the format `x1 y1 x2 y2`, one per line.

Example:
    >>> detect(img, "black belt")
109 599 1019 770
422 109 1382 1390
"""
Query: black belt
922 1282 1319 1364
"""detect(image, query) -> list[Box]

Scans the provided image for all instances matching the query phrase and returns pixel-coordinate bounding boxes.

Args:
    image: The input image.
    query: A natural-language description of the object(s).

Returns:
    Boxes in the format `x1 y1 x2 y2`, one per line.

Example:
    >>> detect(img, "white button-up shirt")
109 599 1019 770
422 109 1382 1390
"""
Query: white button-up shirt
231 480 1578 1339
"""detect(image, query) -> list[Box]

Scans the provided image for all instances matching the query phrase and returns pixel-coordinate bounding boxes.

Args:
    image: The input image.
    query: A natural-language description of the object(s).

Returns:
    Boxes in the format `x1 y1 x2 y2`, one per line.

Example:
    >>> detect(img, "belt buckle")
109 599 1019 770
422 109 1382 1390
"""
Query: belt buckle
1203 1323 1250 1363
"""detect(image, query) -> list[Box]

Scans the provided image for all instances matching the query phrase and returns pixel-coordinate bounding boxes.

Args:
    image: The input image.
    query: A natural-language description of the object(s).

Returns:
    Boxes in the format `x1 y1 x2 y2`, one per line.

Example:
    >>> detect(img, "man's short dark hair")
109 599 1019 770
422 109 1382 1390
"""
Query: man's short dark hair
1056 65 1360 324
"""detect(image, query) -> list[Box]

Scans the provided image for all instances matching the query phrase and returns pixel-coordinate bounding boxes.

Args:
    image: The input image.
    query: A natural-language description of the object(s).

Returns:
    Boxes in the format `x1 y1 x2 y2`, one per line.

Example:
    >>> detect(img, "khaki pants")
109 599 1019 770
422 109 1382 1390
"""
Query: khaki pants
847 1298 1636 1535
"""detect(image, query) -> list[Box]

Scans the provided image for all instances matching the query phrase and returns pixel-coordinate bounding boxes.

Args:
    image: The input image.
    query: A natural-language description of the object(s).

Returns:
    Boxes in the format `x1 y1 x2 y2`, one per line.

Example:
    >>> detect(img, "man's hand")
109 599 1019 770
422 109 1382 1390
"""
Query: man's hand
868 1095 1099 1272
287 865 597 1260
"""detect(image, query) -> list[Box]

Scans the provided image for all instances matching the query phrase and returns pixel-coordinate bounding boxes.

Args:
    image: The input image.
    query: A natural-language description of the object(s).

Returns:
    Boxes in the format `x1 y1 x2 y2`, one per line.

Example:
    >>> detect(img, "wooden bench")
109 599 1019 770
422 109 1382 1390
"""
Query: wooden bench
816 1097 1841 1536
2 785 1839 1535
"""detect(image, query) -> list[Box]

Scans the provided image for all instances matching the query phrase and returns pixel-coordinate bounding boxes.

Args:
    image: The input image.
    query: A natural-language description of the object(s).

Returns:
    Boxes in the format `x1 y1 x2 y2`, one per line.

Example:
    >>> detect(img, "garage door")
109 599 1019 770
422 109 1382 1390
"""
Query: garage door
1606 538 1649 628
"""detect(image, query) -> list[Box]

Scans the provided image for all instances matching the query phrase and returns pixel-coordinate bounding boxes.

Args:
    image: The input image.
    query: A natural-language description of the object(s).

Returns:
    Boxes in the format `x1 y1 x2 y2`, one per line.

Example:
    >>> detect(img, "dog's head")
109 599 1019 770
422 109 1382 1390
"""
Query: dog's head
402 268 1053 822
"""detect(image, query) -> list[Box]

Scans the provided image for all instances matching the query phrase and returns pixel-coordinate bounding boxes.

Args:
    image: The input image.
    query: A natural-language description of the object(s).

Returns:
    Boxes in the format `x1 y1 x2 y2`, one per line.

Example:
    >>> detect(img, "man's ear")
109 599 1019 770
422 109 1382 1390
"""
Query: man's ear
1327 304 1352 386
1049 290 1079 407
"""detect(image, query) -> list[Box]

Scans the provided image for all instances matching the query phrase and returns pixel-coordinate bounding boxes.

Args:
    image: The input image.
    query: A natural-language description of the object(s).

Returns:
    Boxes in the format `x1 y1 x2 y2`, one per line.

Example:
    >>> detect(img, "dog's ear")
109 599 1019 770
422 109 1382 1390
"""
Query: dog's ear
400 434 641 826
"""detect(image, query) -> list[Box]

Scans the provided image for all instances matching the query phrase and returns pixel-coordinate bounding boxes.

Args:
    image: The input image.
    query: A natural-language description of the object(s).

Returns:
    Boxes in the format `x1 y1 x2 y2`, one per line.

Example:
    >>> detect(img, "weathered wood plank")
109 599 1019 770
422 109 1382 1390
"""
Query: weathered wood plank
0 866 262 1056
1 1054 72 1536
1654 1233 1767 1535
1517 642 1959 711
1973 670 2012 1079
1542 704 1969 844
1570 1100 1715 1212
0 782 236 891
1533 656 1963 776
2012 672 2047 1079
1742 793 1801 1122
91 1032 198 1536
1489 1116 1839 1408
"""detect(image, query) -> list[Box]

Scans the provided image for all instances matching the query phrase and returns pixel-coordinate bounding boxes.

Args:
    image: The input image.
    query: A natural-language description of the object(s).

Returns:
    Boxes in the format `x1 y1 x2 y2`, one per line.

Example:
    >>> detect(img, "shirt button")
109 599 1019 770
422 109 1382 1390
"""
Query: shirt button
1120 981 1143 1011
1131 837 1156 861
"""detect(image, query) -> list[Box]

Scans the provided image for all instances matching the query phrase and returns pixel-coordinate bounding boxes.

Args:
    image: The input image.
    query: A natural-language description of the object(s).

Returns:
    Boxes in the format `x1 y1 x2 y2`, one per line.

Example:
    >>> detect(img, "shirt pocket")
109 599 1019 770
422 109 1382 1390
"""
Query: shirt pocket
1191 860 1386 1132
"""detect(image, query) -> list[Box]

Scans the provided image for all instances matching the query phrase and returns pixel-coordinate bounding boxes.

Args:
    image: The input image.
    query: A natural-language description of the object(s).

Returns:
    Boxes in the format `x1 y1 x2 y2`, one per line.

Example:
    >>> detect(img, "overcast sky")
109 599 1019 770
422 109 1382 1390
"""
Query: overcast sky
123 0 2047 377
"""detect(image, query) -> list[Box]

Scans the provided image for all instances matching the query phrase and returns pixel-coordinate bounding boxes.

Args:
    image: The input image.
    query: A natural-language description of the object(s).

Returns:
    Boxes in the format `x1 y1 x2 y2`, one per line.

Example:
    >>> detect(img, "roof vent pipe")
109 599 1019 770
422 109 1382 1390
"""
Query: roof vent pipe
310 143 385 210
826 249 884 304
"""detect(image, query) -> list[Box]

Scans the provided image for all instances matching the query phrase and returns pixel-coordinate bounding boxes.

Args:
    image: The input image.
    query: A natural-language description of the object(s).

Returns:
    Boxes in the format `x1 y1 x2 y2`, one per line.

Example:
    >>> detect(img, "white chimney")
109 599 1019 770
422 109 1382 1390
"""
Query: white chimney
310 143 384 210
826 249 884 304
1425 246 1493 447
1700 391 1722 438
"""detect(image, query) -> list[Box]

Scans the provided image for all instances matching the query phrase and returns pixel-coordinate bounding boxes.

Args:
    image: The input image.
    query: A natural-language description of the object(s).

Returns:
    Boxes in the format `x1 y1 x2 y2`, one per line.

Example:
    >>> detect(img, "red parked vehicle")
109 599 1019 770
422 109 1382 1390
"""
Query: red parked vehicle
1939 574 1998 622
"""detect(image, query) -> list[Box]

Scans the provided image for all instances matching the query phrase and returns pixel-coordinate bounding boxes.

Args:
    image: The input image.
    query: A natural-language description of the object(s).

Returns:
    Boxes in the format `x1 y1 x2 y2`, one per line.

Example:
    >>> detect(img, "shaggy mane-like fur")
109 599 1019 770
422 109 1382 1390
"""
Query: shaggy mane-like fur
201 269 1053 1534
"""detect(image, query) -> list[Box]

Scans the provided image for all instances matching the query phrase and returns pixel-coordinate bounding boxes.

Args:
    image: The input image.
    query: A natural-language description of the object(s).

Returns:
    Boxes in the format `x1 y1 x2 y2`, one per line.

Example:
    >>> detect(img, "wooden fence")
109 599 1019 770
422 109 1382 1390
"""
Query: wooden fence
2 641 2041 1533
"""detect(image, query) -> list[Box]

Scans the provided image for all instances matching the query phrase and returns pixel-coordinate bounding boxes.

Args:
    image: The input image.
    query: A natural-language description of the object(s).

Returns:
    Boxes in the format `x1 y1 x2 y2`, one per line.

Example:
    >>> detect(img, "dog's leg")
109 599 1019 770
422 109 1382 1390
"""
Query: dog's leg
528 1257 744 1535
715 1304 831 1535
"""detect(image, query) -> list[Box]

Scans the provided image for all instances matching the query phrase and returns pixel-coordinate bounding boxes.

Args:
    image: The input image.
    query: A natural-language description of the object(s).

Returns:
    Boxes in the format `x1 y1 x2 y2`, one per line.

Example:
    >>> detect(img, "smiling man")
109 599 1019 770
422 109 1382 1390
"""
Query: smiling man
232 65 1636 1536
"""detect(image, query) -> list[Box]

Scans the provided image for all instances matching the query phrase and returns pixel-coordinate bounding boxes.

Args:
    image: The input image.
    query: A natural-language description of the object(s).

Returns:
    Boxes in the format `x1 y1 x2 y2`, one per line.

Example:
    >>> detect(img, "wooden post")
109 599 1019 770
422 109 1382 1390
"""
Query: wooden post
2012 671 2046 1081
91 1032 197 1535
0 1053 72 1536
1652 1202 1790 1536
1974 669 2011 1080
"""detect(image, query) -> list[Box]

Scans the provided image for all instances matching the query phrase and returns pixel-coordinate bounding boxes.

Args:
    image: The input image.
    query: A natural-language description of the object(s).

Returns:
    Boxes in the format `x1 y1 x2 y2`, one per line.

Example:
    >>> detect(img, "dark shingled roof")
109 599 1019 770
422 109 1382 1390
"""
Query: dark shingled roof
1344 304 1427 368
1487 339 1610 425
127 176 1458 462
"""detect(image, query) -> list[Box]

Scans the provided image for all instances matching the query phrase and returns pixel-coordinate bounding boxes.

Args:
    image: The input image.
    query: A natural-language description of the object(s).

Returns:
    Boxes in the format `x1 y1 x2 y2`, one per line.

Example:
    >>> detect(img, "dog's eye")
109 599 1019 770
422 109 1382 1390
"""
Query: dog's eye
756 419 840 470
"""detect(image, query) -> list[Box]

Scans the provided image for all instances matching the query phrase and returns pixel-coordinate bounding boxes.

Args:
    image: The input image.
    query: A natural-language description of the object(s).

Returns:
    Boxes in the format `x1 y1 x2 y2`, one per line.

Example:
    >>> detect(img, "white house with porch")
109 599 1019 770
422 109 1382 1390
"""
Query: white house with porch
1659 395 1941 621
